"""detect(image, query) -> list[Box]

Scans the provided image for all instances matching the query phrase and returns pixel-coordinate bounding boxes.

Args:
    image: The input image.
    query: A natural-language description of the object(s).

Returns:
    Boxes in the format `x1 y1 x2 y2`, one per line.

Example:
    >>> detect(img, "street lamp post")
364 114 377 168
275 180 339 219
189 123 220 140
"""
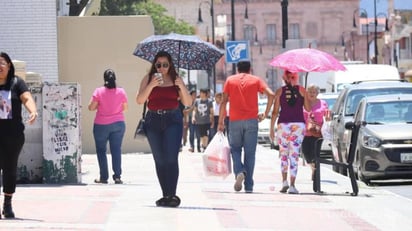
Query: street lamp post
281 0 288 49
231 0 235 74
374 0 378 64
198 0 216 93
353 8 369 63
229 0 249 75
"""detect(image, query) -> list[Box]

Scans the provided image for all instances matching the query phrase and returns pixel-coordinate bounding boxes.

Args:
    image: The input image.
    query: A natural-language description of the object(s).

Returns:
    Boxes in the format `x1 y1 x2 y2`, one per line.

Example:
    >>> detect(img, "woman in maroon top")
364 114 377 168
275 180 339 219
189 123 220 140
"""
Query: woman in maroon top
136 51 192 207
270 70 310 194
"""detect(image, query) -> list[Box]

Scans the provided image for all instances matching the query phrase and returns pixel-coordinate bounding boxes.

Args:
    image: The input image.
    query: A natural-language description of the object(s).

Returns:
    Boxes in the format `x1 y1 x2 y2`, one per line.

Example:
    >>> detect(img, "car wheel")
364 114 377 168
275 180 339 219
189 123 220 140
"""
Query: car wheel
359 173 370 185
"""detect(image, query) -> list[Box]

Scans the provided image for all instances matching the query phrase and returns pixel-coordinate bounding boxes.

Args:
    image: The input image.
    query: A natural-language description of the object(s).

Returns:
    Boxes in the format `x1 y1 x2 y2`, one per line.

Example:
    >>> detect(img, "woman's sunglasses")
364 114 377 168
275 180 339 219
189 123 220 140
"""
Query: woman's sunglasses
155 62 169 69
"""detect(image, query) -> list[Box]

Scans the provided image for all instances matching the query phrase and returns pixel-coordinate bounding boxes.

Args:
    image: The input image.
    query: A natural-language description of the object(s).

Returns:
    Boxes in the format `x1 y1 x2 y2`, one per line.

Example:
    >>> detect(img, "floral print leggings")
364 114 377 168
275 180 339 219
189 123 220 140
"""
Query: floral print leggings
277 122 305 177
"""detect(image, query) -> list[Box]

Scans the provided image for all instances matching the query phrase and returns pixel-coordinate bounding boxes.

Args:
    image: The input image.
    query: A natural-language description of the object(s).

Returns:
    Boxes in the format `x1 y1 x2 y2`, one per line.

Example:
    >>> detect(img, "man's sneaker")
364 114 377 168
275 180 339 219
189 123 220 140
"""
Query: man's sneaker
288 185 299 194
234 172 245 192
279 181 289 193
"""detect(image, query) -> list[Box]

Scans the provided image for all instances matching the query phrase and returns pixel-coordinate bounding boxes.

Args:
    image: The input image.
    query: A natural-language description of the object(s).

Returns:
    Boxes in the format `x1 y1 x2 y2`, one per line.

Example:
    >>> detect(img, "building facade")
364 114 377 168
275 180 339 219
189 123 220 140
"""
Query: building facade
155 0 359 89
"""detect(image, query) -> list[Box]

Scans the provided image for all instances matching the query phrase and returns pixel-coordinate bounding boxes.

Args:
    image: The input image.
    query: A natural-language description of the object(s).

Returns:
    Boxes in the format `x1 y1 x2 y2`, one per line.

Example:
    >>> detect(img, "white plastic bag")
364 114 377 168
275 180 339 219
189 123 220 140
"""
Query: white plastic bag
202 132 231 178
321 119 332 142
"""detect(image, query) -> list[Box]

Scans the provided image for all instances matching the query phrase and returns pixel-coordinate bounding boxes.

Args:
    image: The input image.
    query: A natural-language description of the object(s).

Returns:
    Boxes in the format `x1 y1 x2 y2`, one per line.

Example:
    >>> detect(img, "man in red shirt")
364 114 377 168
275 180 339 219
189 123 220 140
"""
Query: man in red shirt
218 61 274 193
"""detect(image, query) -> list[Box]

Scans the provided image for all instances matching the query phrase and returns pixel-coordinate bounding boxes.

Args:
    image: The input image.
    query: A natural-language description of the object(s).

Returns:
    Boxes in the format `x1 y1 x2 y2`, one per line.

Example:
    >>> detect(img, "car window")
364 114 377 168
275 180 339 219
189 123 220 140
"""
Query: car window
332 90 346 113
344 88 412 116
322 98 337 110
366 101 412 124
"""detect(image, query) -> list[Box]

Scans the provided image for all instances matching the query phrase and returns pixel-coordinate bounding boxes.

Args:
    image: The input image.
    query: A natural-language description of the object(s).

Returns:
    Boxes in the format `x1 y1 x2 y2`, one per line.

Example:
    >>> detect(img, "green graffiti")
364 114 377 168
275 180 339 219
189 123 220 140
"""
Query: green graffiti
17 165 42 184
43 152 78 184
54 110 68 120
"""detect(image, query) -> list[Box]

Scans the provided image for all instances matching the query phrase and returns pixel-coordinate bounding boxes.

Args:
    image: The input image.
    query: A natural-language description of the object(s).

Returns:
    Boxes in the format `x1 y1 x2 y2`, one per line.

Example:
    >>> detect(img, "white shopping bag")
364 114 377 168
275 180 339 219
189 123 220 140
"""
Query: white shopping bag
321 119 332 142
202 132 232 178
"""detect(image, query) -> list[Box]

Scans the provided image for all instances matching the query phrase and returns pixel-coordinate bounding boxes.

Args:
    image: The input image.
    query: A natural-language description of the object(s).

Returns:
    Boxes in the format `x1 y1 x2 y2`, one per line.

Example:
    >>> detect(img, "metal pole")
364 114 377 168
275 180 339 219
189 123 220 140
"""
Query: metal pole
281 0 288 49
211 0 216 93
366 23 369 63
374 0 378 64
231 0 236 74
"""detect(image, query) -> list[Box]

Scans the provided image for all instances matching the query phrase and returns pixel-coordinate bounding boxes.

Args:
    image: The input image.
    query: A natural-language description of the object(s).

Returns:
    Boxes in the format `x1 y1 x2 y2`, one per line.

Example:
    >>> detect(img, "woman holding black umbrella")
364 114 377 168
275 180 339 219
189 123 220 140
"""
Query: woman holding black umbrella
136 51 192 207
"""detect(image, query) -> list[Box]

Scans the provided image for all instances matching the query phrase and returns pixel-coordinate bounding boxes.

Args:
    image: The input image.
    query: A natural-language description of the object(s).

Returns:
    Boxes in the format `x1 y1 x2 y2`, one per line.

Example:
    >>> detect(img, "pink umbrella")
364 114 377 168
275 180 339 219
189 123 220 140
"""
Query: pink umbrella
270 48 346 73
269 47 346 86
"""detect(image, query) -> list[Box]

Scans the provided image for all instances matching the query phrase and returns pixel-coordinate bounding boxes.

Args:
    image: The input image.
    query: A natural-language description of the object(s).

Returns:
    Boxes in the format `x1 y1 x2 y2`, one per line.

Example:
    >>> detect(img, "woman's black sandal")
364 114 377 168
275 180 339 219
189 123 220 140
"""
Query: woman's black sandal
155 197 169 207
155 196 181 207
166 196 181 207
94 179 108 184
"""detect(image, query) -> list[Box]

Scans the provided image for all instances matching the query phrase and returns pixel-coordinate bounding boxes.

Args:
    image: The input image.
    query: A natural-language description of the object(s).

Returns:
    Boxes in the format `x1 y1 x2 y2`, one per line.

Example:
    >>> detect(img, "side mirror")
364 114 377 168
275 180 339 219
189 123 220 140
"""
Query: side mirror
345 121 355 130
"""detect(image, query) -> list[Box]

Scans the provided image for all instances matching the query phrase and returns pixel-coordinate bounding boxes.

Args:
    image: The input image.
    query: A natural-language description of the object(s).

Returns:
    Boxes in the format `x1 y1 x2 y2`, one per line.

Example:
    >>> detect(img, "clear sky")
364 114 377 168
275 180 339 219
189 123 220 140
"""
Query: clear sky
360 0 388 16
360 0 412 16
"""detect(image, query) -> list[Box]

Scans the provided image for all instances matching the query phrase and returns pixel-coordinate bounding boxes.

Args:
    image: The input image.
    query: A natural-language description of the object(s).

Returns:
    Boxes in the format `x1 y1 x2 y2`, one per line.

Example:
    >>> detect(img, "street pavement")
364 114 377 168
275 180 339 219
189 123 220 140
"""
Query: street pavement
1 144 412 230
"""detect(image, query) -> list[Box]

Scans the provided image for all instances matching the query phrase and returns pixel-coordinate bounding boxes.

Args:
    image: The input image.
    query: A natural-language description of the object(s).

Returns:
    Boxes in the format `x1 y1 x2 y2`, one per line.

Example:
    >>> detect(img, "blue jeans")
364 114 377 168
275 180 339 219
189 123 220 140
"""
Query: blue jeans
93 121 125 181
228 119 258 191
145 109 183 197
188 120 199 149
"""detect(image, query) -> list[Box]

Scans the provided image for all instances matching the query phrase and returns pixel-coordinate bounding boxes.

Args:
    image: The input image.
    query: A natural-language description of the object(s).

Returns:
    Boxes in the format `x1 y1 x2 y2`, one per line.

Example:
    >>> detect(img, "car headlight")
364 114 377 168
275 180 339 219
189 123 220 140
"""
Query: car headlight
361 131 381 148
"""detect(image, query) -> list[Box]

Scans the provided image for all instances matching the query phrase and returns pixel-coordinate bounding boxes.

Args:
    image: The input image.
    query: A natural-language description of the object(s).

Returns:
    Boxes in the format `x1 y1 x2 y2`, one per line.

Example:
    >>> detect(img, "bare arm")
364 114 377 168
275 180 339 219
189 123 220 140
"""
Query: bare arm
122 102 128 112
300 86 311 112
136 74 161 105
20 91 38 125
261 87 275 120
175 77 192 107
217 93 228 132
88 99 98 111
270 88 281 141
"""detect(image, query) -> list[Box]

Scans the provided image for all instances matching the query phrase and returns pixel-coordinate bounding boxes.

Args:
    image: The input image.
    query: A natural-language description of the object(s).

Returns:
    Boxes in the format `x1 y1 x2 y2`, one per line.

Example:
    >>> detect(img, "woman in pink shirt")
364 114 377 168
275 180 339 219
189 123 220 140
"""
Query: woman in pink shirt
88 69 128 184
302 84 330 180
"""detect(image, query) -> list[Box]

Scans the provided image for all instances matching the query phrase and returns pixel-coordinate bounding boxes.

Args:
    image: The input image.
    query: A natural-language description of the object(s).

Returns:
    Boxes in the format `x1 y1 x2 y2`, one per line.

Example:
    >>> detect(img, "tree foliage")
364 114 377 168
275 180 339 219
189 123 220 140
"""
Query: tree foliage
99 0 194 35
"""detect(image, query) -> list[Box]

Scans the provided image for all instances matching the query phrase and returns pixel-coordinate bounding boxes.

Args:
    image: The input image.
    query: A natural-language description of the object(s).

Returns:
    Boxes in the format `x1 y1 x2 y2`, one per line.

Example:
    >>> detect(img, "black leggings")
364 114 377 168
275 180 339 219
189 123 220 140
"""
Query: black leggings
0 134 24 194
302 136 322 164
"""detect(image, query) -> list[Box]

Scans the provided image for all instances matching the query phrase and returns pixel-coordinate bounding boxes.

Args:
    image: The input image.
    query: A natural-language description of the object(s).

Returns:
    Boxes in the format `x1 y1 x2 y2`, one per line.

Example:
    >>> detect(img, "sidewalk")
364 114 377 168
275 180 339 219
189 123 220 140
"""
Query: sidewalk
1 144 412 230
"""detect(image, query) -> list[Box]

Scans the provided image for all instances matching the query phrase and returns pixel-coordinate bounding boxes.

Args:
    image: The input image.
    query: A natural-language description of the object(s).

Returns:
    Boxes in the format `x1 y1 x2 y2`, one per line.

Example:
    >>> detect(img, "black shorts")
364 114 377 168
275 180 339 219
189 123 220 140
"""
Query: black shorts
197 123 211 137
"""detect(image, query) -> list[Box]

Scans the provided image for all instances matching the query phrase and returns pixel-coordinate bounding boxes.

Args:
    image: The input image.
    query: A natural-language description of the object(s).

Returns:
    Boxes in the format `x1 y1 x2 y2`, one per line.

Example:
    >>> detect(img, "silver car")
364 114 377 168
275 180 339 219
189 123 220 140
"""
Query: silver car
352 94 412 184
330 80 412 175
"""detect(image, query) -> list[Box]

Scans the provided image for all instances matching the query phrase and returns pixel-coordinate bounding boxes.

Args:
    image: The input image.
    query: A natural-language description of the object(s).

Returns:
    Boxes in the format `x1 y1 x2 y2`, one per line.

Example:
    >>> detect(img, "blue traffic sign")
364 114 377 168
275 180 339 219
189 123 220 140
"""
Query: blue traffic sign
225 41 250 63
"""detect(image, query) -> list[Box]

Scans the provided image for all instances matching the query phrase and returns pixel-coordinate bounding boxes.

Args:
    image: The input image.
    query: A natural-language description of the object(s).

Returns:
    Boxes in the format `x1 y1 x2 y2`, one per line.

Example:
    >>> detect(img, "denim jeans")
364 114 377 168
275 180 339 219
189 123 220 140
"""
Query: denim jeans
188 120 199 149
228 119 258 191
145 109 183 197
93 121 125 181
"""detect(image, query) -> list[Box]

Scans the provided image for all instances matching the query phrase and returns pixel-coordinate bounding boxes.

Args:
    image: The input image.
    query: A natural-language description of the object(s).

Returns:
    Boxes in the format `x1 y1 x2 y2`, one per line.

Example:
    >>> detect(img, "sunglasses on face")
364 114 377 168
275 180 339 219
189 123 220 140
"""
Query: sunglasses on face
155 62 169 69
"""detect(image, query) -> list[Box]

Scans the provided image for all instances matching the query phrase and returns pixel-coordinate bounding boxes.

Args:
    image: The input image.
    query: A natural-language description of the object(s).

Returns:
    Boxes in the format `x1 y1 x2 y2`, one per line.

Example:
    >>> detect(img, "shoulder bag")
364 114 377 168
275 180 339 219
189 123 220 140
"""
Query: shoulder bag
134 102 147 139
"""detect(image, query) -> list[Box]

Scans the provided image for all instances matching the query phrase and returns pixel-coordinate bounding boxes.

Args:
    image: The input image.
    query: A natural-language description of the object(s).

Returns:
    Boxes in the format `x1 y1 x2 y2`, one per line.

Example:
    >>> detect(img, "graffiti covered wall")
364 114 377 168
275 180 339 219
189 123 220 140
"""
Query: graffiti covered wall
42 82 81 183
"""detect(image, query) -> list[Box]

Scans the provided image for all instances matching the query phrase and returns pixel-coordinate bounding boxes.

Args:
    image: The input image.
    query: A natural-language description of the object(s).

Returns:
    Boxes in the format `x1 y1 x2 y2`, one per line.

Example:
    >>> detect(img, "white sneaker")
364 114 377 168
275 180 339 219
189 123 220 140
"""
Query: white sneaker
288 185 299 194
234 172 245 192
279 181 289 193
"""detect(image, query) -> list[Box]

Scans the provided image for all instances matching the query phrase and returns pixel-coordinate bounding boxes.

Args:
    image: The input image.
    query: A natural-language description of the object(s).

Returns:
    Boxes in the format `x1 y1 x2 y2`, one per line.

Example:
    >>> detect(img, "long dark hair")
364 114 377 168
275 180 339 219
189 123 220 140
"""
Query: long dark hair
148 51 178 83
0 52 16 88
103 69 116 89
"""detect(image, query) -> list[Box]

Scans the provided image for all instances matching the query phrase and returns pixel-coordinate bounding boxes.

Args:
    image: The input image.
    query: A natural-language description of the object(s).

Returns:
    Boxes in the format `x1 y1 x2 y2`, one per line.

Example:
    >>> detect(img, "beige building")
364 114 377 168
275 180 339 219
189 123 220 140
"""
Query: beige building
58 16 154 154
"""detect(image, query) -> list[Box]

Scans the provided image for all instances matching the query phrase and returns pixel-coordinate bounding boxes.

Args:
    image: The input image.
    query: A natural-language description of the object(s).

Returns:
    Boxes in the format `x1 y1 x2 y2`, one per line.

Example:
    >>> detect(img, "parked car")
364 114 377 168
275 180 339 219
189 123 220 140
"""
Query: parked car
351 94 412 184
317 92 339 158
330 80 412 175
257 98 278 149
